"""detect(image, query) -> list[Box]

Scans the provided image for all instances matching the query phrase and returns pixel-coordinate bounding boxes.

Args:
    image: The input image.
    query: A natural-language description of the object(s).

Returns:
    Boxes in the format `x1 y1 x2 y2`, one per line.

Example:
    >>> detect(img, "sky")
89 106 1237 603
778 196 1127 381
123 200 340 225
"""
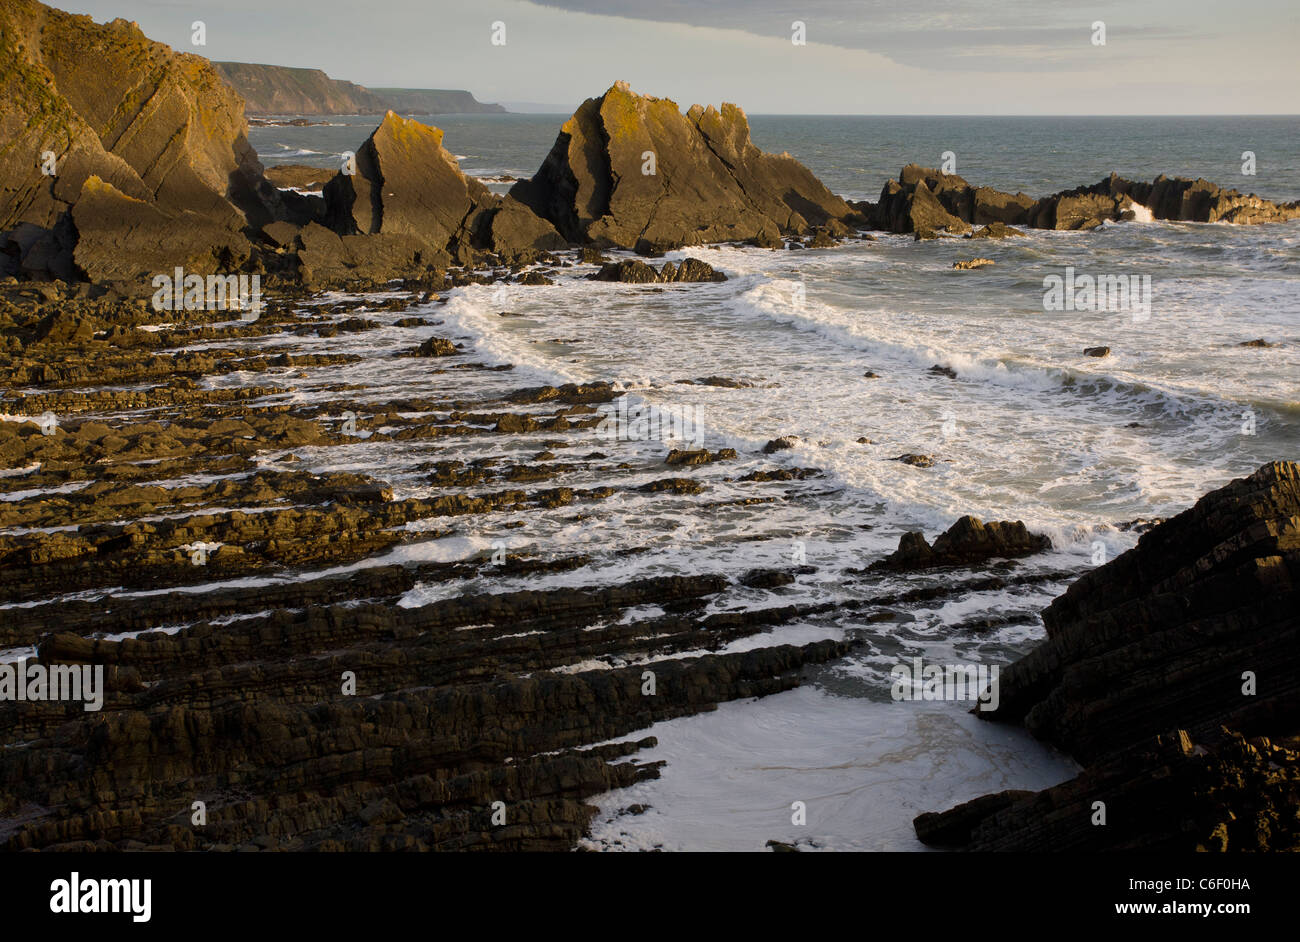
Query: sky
55 0 1300 114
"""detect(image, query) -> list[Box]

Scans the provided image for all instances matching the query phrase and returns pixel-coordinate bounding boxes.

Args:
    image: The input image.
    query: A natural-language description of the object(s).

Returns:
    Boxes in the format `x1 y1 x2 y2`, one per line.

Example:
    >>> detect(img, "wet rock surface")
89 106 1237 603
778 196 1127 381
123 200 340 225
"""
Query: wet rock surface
916 462 1300 850
0 283 877 852
590 258 727 283
867 164 1300 236
873 516 1051 570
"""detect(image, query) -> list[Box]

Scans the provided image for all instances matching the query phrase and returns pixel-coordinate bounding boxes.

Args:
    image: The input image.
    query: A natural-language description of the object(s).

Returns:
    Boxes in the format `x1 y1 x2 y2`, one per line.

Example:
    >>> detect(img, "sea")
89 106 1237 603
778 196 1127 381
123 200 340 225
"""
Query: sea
242 113 1300 850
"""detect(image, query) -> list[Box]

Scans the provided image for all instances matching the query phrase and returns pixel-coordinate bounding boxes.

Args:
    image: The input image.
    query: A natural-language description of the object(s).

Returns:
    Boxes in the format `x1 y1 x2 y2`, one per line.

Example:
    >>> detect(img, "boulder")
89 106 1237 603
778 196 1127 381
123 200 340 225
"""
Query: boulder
873 515 1050 570
589 257 726 283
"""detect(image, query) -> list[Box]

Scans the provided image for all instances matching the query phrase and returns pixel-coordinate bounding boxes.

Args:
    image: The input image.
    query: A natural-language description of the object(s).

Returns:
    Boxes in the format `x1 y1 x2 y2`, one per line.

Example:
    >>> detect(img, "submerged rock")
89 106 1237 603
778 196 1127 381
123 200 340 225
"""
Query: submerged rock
968 222 1024 239
890 453 936 468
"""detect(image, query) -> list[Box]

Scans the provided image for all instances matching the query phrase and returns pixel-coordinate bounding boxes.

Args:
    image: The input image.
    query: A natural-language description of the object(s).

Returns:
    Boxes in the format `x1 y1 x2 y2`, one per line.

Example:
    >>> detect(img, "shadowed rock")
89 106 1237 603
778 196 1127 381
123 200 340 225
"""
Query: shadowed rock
875 164 1300 235
915 461 1300 851
873 515 1050 570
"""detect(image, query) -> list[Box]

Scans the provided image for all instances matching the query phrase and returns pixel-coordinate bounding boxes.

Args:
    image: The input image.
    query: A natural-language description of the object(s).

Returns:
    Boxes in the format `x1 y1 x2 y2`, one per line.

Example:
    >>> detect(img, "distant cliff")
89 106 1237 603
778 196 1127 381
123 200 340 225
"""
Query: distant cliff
369 88 506 115
213 62 505 116
213 62 390 114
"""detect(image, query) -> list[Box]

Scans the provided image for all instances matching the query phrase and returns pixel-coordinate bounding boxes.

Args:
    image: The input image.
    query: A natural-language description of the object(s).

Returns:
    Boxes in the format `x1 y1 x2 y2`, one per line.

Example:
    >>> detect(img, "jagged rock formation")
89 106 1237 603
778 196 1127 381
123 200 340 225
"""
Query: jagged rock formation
322 110 494 268
307 111 563 273
873 516 1050 570
872 164 1300 235
510 81 864 253
872 165 1034 235
916 461 1300 850
5 4 1296 294
0 0 280 282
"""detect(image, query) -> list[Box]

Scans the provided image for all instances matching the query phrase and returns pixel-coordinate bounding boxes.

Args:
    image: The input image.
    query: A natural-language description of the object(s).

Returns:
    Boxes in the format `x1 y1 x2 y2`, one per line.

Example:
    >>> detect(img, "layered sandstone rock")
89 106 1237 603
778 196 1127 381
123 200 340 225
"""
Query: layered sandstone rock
319 111 563 270
0 0 279 282
510 82 862 253
916 461 1300 850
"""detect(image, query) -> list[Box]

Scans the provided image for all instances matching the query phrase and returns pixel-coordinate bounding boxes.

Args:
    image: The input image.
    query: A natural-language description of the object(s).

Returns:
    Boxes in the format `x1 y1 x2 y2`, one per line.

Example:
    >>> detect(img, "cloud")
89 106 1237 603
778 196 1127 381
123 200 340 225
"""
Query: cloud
527 0 1194 71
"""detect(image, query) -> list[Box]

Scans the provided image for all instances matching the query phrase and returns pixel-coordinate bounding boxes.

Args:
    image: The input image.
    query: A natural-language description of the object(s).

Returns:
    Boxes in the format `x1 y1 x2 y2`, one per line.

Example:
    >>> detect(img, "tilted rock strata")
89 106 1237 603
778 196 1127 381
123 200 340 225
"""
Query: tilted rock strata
510 81 863 254
916 461 1300 850
0 0 280 281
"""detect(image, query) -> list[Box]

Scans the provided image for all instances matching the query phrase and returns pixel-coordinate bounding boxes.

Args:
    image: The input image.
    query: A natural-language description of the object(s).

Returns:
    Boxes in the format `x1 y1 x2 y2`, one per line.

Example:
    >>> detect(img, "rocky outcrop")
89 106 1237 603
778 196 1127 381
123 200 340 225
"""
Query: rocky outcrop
916 461 1300 850
1066 172 1300 225
589 257 727 283
873 165 1035 235
323 111 488 264
1026 177 1149 230
871 164 1300 235
510 82 862 253
916 729 1300 851
319 111 563 270
0 0 280 283
873 516 1050 570
71 176 252 282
